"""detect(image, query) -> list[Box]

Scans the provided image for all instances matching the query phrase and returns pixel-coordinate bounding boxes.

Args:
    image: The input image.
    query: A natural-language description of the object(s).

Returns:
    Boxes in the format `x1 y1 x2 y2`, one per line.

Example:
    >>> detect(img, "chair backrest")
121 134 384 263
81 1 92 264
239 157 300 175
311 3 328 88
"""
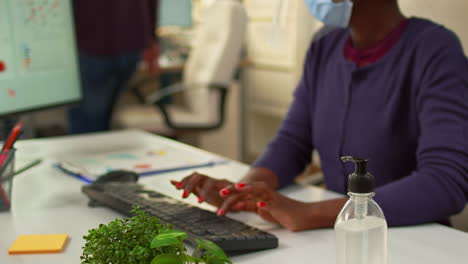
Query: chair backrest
181 0 247 115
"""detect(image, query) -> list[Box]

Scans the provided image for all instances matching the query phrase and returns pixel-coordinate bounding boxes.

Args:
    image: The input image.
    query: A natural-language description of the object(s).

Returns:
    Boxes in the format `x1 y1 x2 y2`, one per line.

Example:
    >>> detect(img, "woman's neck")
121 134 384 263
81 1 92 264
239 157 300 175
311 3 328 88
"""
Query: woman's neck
349 2 406 49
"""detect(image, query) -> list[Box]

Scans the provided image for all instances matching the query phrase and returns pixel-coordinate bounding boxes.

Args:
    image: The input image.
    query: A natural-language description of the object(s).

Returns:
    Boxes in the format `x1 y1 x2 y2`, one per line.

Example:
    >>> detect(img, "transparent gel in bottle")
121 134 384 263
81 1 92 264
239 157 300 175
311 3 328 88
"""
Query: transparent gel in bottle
335 156 387 264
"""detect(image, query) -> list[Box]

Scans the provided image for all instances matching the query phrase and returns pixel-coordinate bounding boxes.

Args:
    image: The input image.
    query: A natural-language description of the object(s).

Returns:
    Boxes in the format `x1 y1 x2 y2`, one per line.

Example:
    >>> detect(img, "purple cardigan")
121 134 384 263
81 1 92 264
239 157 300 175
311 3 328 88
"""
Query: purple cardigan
73 0 157 56
254 18 468 226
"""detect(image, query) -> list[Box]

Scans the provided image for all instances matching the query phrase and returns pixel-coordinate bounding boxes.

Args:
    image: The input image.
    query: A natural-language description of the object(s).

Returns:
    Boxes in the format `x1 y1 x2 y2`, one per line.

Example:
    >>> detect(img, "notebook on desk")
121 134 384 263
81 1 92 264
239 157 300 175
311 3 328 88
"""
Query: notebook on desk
56 145 227 181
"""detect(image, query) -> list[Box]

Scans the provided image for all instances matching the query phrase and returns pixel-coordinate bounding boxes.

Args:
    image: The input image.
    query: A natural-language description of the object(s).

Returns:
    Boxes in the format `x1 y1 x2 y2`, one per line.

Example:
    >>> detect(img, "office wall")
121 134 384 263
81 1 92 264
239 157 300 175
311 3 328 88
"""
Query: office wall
400 0 468 54
242 0 320 159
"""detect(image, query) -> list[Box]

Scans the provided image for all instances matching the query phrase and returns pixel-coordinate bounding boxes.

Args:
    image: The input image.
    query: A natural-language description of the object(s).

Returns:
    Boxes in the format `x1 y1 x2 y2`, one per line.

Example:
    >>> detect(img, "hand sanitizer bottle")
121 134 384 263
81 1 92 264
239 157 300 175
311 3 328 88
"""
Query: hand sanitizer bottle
335 156 387 264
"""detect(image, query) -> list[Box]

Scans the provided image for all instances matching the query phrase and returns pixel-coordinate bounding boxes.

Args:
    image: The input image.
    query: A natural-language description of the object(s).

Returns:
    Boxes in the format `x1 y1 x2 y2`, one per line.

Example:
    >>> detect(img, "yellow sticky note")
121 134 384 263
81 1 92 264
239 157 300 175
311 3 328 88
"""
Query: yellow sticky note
8 234 68 255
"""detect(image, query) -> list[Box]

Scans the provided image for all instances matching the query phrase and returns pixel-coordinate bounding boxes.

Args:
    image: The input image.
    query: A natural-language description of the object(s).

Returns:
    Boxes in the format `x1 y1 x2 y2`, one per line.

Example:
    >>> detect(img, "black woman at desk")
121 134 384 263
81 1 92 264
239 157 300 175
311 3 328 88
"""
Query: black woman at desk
171 0 468 231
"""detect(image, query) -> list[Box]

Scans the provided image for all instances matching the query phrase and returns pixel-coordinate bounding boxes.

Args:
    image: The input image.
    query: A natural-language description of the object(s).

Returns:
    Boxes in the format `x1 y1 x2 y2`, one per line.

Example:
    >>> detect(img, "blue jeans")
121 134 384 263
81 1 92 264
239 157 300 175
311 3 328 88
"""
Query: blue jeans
68 52 141 134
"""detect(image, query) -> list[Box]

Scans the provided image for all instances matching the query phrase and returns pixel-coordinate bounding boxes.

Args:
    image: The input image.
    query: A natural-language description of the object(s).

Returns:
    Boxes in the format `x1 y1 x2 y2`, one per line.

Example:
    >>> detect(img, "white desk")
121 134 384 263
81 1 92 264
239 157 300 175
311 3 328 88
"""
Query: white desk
0 130 467 264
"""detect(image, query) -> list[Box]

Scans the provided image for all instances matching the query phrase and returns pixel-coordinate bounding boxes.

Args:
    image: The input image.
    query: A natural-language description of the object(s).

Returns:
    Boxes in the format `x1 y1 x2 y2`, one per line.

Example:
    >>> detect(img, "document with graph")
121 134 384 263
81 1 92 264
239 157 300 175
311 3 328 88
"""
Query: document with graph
57 144 227 180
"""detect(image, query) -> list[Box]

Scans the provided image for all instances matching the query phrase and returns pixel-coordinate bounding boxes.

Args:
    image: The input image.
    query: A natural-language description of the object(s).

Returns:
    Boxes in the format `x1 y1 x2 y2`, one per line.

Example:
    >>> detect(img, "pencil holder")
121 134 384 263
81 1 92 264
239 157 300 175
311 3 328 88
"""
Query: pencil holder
0 149 15 212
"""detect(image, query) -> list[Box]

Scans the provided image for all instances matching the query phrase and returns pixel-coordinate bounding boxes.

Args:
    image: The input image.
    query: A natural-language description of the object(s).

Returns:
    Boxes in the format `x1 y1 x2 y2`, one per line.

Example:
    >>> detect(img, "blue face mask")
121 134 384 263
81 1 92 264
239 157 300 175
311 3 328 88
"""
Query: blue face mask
305 0 353 28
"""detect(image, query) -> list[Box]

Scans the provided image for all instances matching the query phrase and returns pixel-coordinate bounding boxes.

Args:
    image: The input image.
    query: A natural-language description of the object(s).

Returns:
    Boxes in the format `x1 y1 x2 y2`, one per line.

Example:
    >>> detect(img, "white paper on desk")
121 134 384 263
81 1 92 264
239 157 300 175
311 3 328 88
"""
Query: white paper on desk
59 144 216 179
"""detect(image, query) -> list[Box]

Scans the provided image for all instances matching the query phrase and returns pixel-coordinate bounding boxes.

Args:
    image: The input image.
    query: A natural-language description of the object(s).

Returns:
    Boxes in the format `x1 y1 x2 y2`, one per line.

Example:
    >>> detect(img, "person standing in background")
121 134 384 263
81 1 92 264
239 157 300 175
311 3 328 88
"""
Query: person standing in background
68 0 159 134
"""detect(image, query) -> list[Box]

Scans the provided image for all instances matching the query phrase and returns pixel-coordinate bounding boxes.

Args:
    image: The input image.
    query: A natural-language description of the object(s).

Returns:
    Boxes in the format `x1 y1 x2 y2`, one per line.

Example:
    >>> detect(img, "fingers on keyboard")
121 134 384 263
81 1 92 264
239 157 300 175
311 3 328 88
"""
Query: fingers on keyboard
235 182 275 201
218 193 251 215
171 180 183 189
183 172 206 197
197 178 229 207
219 184 239 197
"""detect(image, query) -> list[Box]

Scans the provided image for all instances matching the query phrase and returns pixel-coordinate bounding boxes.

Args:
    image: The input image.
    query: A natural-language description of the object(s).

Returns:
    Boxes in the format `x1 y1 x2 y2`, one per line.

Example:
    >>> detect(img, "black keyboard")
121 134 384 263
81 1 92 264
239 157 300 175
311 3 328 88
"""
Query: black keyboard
82 182 278 253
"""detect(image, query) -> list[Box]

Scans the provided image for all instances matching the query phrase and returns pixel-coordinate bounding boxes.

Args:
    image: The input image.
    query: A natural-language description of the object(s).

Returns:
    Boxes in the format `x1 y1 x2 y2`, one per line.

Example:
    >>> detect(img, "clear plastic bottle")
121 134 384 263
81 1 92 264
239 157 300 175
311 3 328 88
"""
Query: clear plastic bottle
335 156 387 264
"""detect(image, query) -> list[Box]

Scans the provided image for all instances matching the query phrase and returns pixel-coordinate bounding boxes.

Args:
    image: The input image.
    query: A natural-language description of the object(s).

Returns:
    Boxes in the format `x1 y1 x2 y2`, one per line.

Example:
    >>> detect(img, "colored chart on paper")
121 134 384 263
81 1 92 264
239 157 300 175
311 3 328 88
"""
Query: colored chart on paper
60 144 220 179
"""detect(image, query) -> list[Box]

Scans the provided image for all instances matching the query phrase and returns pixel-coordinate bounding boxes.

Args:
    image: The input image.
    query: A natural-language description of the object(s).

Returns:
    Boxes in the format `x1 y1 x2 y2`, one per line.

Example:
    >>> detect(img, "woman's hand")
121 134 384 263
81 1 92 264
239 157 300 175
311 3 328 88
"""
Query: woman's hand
170 172 233 207
218 182 317 231
171 173 346 231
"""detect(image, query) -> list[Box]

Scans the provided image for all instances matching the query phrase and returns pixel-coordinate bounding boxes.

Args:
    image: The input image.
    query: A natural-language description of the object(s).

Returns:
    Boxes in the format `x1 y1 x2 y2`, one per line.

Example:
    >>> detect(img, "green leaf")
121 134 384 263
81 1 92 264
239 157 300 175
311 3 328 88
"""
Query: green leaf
205 256 231 264
196 239 230 261
151 230 187 249
185 255 202 263
151 254 184 264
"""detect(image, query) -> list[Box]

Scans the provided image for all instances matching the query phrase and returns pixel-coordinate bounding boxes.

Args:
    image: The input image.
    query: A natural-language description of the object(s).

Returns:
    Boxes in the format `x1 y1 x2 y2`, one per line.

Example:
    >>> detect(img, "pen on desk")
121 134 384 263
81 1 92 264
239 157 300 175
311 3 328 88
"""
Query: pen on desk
0 122 23 167
0 159 43 184
0 122 22 207
54 162 93 184
1 122 23 152
138 159 230 177
15 159 42 176
0 183 10 207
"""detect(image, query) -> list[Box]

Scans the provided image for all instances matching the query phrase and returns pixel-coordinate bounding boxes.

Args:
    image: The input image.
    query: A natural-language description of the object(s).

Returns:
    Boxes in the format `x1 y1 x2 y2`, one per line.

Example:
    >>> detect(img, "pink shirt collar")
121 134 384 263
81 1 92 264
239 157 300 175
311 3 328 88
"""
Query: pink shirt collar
345 20 409 67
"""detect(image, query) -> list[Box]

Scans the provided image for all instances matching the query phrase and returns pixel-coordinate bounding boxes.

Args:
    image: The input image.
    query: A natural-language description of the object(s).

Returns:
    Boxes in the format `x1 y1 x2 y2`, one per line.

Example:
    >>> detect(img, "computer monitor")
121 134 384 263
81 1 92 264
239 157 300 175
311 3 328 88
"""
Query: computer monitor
0 0 81 117
158 0 193 28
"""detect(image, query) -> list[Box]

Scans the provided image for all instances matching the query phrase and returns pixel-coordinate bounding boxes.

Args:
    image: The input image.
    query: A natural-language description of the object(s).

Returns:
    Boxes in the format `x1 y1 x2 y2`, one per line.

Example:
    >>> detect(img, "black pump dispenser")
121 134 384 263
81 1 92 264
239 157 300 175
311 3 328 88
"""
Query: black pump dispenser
341 156 374 193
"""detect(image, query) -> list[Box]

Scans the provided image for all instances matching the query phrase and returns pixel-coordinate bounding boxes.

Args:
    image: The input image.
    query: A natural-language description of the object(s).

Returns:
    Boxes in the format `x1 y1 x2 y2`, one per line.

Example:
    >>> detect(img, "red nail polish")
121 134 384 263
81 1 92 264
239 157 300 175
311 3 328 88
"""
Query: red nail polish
257 201 266 208
220 189 230 196
217 208 225 216
182 190 189 198
176 182 183 189
236 183 245 189
198 196 204 203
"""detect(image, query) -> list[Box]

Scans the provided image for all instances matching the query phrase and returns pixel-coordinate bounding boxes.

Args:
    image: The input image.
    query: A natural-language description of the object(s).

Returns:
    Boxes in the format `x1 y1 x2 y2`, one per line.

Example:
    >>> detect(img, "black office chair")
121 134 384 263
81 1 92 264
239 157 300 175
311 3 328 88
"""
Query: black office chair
112 0 247 138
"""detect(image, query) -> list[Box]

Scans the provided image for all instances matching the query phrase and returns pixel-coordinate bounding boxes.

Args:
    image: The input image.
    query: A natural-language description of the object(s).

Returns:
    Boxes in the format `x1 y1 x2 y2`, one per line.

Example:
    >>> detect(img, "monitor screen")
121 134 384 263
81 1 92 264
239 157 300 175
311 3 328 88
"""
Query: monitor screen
0 0 81 117
158 0 192 27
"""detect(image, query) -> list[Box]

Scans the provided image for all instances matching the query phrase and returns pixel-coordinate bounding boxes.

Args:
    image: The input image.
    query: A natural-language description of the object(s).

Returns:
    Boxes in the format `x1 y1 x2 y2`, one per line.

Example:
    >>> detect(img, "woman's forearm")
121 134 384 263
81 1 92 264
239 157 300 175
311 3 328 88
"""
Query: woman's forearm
306 198 348 229
240 168 349 230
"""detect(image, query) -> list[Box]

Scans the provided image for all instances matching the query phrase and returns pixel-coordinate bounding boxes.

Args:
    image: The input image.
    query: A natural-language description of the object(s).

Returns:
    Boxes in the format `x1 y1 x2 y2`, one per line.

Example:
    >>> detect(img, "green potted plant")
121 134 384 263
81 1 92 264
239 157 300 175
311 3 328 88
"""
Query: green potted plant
81 207 231 264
